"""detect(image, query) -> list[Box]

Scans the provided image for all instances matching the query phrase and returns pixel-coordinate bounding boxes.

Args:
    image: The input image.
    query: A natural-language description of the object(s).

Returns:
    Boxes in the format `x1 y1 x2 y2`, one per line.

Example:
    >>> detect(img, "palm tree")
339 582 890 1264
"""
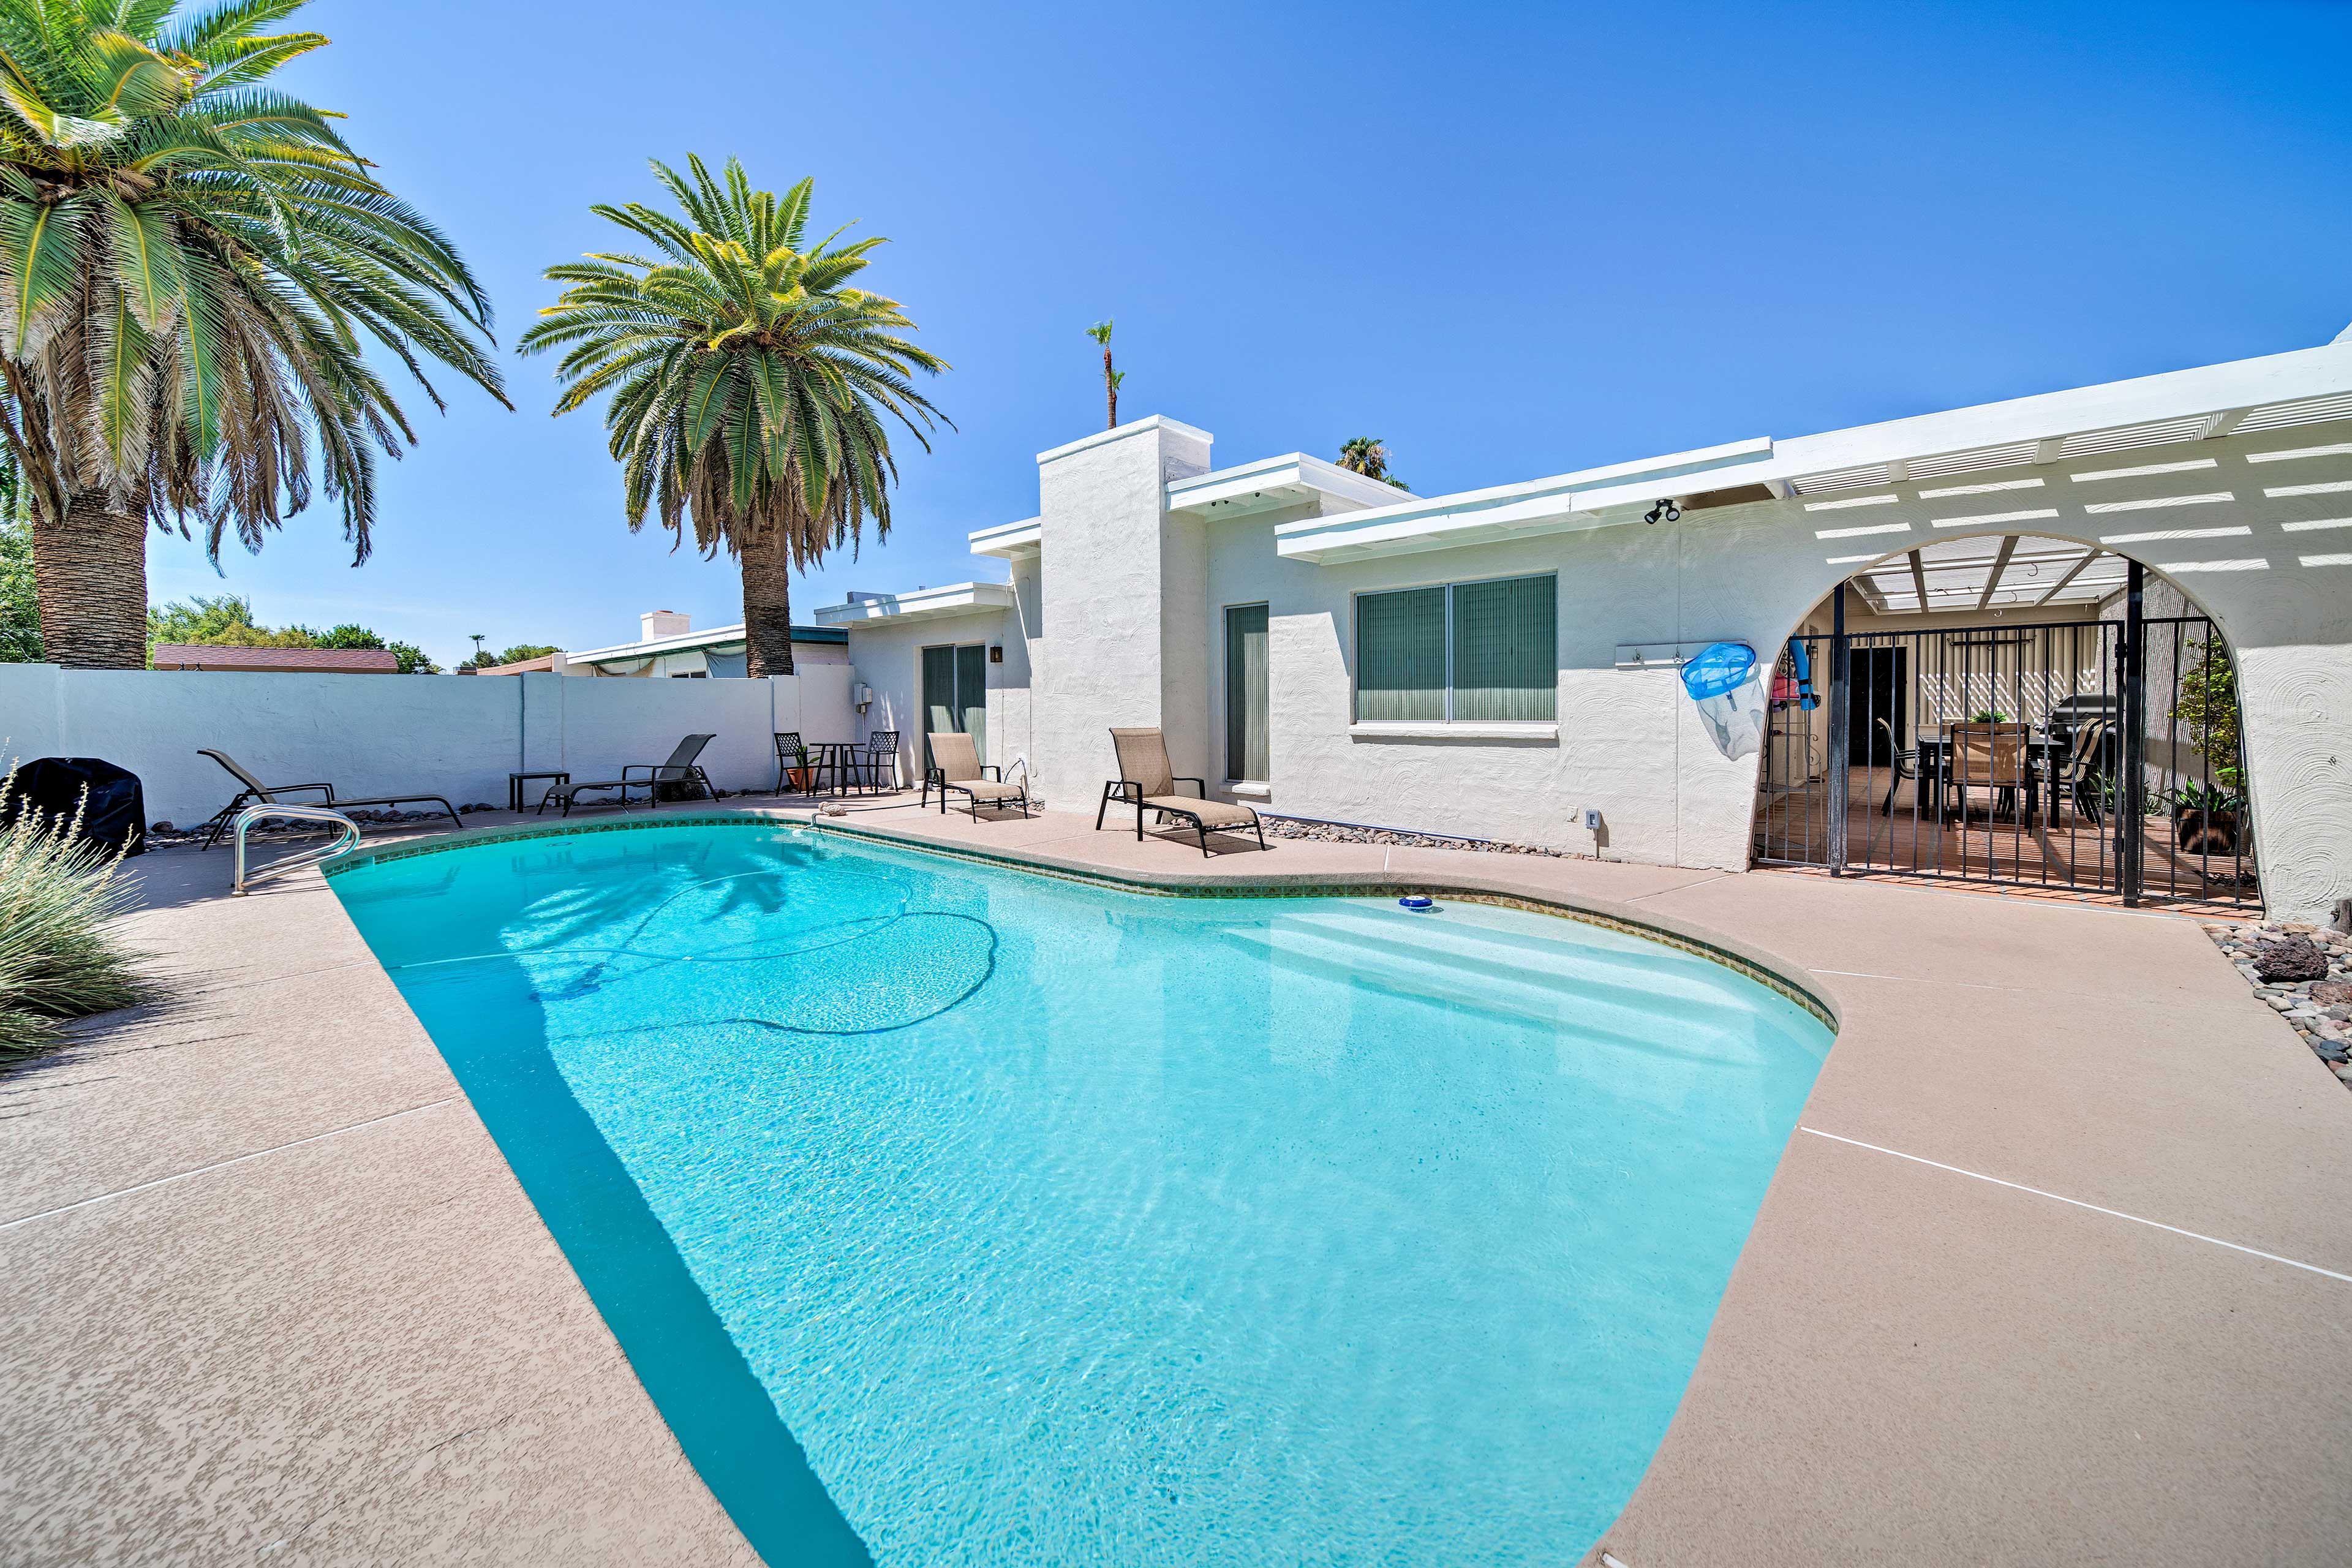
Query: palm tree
1087 320 1119 429
0 0 508 669
1338 436 1409 491
521 157 947 676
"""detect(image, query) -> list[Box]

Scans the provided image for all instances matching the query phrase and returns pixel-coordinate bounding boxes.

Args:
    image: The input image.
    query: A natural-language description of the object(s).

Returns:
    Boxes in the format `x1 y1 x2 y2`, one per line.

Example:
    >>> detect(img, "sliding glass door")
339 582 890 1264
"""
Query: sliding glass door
921 643 988 771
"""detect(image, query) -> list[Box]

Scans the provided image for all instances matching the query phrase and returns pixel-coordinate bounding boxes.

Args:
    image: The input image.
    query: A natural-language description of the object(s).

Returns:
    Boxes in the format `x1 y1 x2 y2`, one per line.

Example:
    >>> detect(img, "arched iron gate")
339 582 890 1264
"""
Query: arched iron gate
1754 562 2258 910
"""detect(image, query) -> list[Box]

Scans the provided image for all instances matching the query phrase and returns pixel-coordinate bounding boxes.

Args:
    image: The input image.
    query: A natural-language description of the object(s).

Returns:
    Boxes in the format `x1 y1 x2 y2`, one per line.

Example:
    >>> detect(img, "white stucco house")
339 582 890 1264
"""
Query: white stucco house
820 325 2352 924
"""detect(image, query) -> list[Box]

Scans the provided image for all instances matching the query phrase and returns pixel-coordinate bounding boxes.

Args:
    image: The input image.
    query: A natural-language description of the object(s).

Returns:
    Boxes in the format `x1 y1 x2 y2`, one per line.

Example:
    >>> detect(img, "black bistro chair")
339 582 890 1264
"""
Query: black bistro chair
772 731 804 794
1874 717 1920 816
851 730 900 794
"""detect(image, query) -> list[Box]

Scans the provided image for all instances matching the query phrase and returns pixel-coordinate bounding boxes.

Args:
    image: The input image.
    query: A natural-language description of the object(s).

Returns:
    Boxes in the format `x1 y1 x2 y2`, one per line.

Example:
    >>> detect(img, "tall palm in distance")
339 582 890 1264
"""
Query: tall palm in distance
1087 320 1120 429
522 157 947 676
0 0 508 668
1338 436 1411 492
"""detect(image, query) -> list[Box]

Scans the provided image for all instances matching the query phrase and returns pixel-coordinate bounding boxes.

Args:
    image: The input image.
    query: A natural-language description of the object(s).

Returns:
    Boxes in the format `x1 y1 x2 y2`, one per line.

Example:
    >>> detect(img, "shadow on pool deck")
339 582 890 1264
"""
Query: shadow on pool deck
2 801 2346 1564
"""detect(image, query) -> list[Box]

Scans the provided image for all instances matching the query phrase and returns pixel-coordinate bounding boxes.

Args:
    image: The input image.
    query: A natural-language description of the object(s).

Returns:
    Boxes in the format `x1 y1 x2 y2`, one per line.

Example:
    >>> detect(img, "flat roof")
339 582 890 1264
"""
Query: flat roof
567 622 847 664
1276 334 2352 562
813 582 1017 627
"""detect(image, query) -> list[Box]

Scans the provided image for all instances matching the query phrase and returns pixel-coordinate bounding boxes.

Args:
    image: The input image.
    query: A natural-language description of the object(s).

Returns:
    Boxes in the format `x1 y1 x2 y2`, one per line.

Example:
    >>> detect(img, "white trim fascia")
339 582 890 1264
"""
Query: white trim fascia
1036 414 1213 465
1748 339 2352 496
1166 452 1415 517
1274 435 1773 563
566 621 843 664
968 517 1042 559
813 581 1017 626
1276 339 2352 564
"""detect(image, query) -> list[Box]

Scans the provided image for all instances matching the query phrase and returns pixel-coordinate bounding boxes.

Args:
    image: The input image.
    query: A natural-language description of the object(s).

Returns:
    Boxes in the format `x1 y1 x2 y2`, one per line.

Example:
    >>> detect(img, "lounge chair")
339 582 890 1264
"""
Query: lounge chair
1094 726 1268 856
922 732 1030 819
197 748 463 849
542 734 716 817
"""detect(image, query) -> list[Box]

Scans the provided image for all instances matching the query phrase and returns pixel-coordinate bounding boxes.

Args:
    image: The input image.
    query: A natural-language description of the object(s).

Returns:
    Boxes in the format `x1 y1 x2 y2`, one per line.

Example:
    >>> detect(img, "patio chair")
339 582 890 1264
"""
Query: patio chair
196 748 463 850
848 729 899 794
922 732 1031 820
2048 717 2111 827
773 731 804 794
1094 726 1268 856
541 734 715 817
1873 717 1920 816
1950 723 2027 823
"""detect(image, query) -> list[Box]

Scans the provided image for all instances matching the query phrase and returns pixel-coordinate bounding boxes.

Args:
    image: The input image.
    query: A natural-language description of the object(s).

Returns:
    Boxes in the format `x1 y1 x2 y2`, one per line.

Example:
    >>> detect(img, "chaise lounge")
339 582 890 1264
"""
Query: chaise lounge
922 732 1031 820
197 748 464 849
1095 726 1268 856
541 734 717 816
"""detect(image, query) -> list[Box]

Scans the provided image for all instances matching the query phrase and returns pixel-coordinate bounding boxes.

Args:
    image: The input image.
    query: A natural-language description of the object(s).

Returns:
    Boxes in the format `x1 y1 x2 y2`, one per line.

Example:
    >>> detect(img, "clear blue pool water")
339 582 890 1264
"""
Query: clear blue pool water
332 824 1832 1567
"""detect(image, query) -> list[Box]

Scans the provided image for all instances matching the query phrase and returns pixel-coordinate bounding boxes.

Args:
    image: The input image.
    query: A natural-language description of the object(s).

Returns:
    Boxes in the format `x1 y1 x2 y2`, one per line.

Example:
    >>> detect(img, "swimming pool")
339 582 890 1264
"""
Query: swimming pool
331 823 1833 1566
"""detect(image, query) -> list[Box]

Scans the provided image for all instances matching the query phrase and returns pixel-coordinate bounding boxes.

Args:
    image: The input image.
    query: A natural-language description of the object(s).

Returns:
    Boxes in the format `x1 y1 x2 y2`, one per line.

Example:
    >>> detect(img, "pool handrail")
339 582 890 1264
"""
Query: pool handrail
231 803 362 895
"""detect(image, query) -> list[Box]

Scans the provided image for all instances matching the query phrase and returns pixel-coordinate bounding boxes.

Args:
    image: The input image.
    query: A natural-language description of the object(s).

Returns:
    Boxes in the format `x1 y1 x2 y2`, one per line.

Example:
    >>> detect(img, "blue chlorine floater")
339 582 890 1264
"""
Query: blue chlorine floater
1398 895 1437 912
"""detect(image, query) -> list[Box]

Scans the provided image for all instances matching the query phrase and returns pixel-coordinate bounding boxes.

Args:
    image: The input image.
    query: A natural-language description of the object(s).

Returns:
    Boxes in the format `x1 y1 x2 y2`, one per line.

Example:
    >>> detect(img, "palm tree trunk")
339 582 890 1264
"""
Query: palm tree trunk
740 529 796 677
31 491 149 669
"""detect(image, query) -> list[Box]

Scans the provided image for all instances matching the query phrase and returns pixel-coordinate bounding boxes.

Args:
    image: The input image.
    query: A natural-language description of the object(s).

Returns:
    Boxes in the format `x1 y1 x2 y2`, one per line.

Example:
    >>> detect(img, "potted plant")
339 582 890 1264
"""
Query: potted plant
786 741 815 794
1969 709 2008 724
2170 778 2245 856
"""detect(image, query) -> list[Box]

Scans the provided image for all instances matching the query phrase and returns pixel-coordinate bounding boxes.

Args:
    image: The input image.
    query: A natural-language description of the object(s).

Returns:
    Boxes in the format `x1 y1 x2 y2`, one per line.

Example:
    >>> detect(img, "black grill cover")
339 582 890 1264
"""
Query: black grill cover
2 757 147 855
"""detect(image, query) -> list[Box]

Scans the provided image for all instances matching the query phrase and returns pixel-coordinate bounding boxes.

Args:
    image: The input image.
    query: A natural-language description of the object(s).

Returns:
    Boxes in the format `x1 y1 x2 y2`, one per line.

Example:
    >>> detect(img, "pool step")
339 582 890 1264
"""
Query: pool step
1215 905 1771 1049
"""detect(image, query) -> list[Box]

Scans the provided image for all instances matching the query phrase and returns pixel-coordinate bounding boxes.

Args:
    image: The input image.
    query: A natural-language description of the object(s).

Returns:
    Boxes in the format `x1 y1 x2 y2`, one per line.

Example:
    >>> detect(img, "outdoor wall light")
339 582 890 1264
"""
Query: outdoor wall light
1643 499 1682 524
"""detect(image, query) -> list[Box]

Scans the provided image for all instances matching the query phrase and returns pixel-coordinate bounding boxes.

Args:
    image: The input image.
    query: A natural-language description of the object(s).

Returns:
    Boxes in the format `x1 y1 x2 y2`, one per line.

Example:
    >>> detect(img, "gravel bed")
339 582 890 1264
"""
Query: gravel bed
2203 919 2352 1090
1258 816 1587 859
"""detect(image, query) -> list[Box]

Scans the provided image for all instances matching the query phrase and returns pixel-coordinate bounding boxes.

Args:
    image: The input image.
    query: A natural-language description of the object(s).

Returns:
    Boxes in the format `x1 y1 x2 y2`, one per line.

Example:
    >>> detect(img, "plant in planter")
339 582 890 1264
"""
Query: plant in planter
787 742 816 793
2170 778 2247 856
1969 709 2008 724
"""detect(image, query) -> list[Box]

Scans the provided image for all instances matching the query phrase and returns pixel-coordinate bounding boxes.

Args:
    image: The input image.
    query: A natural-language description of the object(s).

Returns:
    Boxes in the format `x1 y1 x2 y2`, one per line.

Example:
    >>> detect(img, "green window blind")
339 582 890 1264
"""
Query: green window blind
1355 587 1448 722
1451 574 1558 720
1225 604 1270 781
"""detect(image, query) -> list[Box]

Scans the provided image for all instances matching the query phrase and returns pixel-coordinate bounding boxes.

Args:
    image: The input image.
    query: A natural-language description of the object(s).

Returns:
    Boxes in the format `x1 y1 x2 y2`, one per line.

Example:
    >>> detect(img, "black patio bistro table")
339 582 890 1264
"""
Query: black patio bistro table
805 741 861 795
508 770 569 813
1913 730 2070 823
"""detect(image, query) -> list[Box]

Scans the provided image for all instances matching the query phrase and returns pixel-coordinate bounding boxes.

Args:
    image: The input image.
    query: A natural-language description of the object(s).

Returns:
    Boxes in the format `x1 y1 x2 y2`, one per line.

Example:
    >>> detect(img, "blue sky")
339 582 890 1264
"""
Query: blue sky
145 0 2352 668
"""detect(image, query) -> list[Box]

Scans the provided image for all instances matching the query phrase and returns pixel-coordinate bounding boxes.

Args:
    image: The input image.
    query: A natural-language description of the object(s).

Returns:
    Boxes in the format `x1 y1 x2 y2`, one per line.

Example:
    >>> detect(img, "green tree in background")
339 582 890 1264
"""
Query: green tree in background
145 593 437 672
521 156 947 676
1338 436 1411 491
0 0 508 669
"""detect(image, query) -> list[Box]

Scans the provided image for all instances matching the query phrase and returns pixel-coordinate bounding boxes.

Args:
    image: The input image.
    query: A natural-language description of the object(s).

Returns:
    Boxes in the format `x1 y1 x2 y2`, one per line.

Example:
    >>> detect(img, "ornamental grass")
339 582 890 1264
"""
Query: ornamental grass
0 768 146 1058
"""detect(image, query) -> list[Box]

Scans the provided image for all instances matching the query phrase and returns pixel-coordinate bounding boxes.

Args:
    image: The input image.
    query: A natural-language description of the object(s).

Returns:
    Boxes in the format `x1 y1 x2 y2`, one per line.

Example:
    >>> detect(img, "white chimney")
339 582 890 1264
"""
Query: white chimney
640 609 691 642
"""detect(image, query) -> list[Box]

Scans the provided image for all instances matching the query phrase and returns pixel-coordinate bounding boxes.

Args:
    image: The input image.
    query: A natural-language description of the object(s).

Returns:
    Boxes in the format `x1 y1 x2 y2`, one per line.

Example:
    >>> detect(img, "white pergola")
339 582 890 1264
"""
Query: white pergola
1842 533 2132 616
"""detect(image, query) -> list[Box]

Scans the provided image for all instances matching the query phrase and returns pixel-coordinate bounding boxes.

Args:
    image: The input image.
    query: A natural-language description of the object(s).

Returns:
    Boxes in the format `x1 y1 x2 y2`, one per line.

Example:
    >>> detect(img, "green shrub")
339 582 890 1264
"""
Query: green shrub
0 774 146 1057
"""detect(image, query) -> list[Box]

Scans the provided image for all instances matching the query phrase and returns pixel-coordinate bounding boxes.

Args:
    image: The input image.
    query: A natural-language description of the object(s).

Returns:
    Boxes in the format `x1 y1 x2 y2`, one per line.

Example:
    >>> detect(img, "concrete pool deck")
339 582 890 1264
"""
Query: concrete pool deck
3 796 2346 1564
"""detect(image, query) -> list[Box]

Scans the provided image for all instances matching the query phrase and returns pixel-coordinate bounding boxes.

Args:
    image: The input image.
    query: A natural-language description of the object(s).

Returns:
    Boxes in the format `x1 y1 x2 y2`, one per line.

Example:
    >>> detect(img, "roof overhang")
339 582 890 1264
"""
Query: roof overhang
1166 453 1417 520
968 517 1041 560
1276 338 2352 565
1275 437 1773 564
814 582 1017 627
568 622 844 665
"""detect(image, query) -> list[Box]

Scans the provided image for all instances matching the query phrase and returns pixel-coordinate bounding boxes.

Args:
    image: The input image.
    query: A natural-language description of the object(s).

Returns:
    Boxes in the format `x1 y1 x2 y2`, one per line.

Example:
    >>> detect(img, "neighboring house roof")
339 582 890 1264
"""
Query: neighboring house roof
470 652 564 675
564 620 846 667
151 644 399 673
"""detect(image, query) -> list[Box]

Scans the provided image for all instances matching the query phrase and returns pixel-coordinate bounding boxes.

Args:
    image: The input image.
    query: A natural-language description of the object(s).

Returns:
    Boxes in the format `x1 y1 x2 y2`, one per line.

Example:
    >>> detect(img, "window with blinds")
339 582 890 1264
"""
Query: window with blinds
1355 574 1556 723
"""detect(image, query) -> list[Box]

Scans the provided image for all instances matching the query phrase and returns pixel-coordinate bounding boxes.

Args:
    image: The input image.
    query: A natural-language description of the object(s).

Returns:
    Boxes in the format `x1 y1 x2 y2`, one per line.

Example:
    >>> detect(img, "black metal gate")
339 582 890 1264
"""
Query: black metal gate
1754 564 2257 910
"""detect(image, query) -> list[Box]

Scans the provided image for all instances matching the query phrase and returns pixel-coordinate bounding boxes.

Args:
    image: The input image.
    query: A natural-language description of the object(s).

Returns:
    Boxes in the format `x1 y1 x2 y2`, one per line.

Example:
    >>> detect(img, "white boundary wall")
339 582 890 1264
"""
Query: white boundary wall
0 664 858 826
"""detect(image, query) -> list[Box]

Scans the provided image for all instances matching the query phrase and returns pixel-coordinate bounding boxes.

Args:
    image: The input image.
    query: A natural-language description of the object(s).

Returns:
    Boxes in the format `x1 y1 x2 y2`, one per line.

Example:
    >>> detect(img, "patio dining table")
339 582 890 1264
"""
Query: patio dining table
804 740 863 795
1913 728 2071 824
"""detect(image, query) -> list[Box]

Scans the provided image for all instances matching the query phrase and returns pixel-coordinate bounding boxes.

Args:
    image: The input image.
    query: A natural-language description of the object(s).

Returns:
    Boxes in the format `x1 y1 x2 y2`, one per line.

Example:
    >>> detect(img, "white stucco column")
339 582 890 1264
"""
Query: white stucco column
1031 416 1213 806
